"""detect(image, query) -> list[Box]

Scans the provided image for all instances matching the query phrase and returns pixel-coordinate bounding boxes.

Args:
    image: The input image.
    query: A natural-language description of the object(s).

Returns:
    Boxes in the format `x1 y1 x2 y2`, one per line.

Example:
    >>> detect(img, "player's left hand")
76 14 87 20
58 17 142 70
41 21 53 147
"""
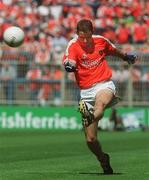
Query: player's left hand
123 54 137 64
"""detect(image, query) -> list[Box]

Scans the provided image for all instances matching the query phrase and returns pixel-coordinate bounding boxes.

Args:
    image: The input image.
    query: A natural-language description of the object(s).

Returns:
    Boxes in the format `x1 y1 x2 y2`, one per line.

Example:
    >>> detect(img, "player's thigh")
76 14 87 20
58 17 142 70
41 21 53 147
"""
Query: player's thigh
95 89 114 108
84 121 98 141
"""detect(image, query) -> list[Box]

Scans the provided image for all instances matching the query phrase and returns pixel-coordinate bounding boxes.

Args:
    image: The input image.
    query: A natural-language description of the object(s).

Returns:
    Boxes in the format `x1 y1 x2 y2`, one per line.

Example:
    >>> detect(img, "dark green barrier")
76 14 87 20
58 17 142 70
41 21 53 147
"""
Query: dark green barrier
0 106 148 130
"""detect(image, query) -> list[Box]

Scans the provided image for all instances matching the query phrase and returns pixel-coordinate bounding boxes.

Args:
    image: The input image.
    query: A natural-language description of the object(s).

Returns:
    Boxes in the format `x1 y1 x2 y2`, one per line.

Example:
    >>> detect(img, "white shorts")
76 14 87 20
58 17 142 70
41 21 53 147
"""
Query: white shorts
80 80 116 110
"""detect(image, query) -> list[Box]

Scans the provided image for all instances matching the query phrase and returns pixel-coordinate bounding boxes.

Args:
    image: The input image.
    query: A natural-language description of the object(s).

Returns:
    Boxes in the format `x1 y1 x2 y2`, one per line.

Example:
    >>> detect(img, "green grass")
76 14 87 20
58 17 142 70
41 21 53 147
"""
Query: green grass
0 130 149 180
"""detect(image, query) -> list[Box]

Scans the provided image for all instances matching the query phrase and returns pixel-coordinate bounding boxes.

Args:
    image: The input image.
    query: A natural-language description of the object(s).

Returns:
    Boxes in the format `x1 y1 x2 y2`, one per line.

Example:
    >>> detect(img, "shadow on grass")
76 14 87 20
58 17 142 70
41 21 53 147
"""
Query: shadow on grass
78 172 123 176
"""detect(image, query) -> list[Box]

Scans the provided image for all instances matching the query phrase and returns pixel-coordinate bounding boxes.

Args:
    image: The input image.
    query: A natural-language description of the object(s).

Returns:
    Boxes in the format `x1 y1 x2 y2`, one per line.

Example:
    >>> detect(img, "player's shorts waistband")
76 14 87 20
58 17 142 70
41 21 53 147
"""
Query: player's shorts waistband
91 79 112 87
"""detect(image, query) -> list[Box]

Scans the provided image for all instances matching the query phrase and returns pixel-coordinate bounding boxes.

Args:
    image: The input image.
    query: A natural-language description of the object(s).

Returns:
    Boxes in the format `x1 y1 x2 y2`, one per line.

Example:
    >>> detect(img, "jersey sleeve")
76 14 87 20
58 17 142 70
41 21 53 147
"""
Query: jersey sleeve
104 38 117 55
62 41 77 66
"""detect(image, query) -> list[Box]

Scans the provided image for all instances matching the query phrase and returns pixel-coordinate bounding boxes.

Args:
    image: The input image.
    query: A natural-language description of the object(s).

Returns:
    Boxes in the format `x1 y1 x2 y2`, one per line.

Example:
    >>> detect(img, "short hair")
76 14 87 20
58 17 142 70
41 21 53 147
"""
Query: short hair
77 19 93 33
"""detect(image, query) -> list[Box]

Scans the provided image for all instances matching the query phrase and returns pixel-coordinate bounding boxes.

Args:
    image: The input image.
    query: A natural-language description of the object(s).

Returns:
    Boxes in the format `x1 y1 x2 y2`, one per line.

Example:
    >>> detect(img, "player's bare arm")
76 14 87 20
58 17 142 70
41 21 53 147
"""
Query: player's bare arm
114 49 138 64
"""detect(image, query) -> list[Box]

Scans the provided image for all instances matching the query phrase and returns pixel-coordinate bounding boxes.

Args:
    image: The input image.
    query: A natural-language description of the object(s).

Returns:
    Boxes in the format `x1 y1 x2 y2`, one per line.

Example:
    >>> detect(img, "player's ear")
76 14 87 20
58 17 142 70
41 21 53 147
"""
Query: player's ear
76 29 79 35
92 21 95 33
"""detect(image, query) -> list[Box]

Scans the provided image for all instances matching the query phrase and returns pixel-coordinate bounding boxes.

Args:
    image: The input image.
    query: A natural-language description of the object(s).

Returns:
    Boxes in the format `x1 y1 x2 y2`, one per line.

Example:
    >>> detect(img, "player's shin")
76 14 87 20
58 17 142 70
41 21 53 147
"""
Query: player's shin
86 140 113 174
86 140 105 161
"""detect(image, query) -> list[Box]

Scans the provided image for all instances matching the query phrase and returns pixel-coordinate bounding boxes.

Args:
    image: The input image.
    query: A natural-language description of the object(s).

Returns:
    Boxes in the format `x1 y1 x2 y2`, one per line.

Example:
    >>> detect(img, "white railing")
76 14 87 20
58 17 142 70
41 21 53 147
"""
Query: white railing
0 45 149 106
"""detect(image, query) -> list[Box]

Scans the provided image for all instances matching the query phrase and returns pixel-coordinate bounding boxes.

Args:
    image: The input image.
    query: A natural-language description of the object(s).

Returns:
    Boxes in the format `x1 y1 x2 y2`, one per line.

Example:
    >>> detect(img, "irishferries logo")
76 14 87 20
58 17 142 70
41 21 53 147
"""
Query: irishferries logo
0 112 82 129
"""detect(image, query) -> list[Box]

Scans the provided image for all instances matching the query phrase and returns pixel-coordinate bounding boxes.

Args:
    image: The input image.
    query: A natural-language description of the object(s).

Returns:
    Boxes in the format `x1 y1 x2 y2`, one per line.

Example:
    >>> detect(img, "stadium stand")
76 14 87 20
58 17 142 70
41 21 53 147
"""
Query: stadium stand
0 0 149 106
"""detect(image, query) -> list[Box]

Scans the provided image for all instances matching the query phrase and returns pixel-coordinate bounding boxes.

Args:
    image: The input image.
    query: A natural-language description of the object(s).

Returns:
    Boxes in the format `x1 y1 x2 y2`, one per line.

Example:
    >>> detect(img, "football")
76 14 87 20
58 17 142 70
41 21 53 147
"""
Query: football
3 26 25 47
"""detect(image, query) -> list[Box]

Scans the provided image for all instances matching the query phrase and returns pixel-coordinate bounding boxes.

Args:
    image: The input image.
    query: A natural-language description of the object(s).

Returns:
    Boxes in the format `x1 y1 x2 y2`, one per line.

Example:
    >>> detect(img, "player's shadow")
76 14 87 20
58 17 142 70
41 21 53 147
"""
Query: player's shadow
78 172 123 176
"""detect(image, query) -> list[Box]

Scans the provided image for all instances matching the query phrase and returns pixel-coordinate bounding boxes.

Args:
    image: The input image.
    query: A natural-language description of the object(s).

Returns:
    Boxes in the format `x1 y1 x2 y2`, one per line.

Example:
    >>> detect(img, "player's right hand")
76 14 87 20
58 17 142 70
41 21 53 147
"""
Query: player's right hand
64 60 77 72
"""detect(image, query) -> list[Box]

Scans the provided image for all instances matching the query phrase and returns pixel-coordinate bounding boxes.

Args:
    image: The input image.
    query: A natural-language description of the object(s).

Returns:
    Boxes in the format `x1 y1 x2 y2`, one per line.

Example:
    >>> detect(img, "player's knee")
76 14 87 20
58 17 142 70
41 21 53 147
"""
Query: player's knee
94 106 104 121
95 112 104 121
86 134 97 142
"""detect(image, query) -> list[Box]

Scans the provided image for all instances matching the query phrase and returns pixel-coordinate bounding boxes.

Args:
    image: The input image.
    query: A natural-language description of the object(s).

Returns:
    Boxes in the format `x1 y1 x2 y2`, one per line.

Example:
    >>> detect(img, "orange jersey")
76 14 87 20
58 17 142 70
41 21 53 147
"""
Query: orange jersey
63 35 117 89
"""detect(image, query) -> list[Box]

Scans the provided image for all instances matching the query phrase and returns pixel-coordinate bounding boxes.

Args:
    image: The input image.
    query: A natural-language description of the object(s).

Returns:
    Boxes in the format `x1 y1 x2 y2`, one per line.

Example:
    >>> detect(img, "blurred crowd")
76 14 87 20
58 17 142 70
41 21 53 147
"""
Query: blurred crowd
0 0 149 58
0 0 149 105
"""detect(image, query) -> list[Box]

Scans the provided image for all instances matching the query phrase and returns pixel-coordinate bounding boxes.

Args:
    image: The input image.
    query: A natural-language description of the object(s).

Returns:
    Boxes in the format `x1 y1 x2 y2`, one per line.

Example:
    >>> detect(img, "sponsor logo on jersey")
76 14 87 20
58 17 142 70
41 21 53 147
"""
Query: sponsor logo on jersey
81 57 103 69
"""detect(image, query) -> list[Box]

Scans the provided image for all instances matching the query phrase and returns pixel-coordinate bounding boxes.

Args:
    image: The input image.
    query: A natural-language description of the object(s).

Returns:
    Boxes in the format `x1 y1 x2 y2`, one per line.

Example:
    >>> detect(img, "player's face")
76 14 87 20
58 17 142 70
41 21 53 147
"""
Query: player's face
77 31 93 47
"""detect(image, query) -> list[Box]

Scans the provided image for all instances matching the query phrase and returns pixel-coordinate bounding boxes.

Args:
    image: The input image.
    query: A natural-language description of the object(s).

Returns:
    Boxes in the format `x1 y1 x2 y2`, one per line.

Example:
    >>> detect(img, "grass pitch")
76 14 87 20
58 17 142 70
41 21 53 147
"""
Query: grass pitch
0 130 149 180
